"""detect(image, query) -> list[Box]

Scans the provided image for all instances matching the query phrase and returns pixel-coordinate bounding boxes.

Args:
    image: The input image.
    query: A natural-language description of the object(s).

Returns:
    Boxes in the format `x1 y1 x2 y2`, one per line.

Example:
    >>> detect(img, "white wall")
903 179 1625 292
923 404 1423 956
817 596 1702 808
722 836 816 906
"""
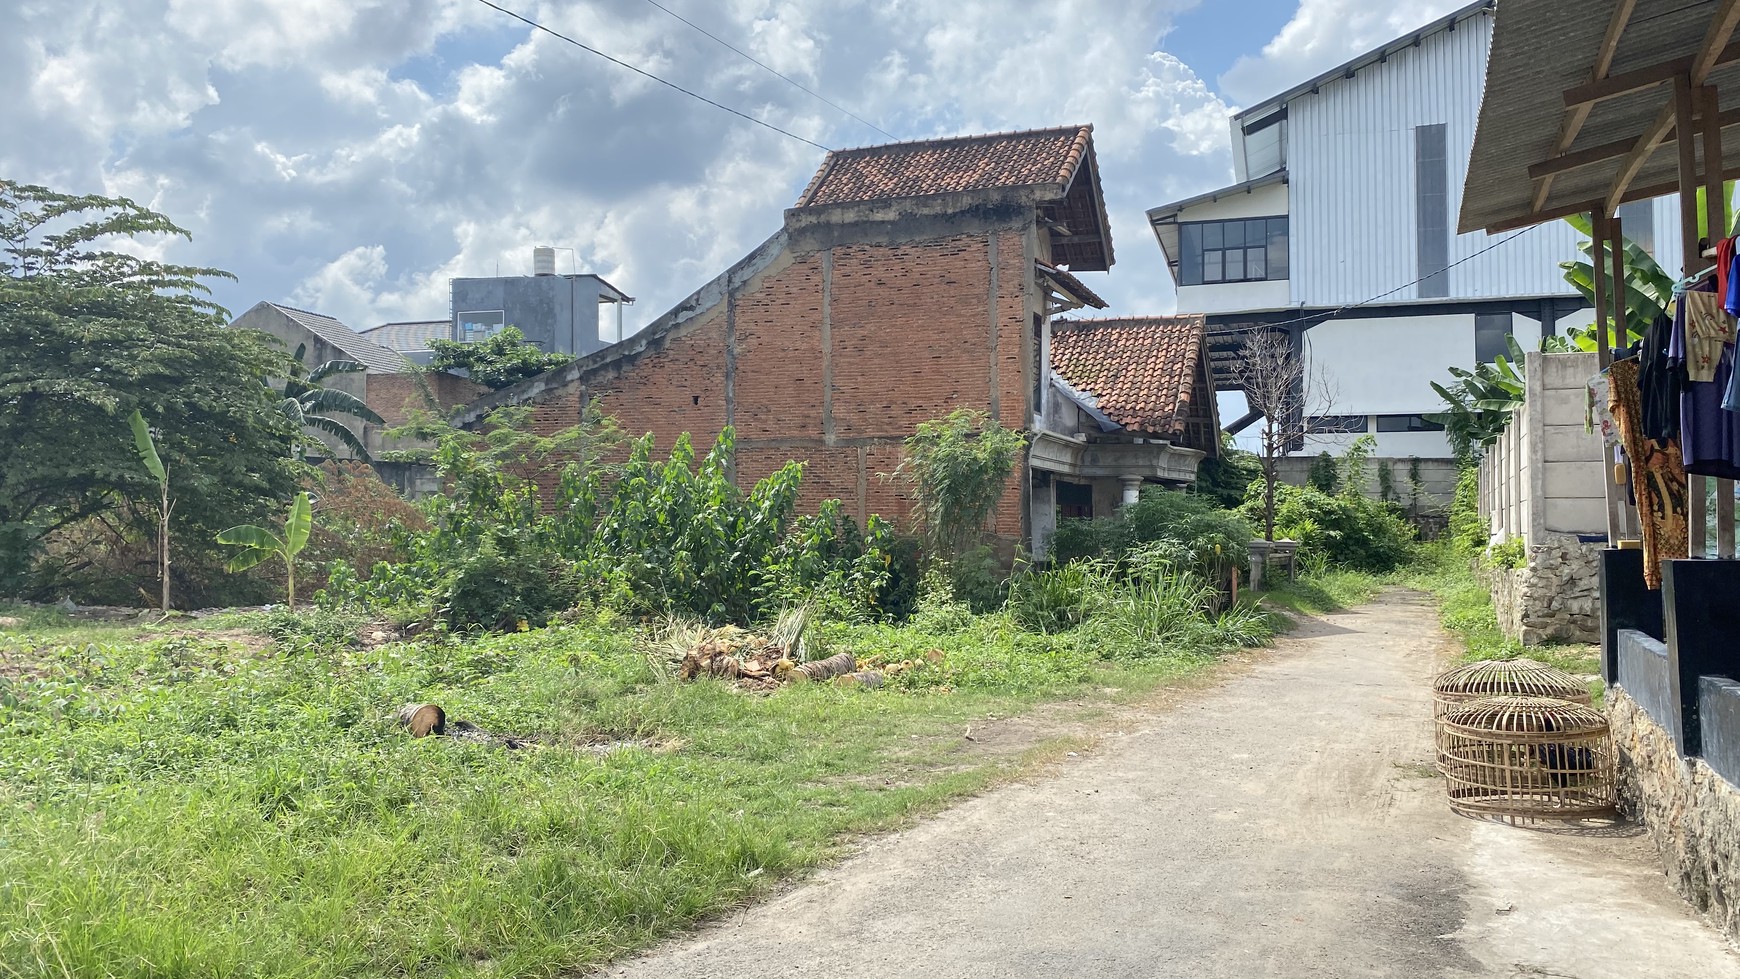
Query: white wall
1286 10 1588 307
1178 181 1288 222
1178 280 1291 314
1303 312 1470 415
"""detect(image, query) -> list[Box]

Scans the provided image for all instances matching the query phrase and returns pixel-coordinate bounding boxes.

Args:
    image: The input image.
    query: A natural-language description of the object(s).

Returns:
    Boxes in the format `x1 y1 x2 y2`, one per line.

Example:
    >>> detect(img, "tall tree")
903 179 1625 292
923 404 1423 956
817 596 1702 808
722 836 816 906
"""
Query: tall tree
427 326 575 390
0 180 299 599
1231 331 1336 542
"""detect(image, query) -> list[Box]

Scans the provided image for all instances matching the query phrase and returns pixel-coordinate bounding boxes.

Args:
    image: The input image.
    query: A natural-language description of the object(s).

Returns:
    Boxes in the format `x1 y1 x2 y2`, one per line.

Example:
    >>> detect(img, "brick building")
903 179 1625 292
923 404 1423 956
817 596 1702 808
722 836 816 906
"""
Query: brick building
459 125 1219 555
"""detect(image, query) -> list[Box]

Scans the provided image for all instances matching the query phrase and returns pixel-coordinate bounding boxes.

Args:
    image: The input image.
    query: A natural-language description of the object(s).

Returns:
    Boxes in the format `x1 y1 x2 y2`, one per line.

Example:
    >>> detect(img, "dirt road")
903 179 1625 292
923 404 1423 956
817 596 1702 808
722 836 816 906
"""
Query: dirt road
600 591 1740 978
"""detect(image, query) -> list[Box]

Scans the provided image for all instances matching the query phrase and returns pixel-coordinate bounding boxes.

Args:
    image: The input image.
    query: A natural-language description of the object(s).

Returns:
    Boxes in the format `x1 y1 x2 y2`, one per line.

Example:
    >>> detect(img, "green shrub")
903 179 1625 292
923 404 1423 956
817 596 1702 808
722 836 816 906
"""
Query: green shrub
1306 451 1340 494
1447 463 1485 553
1048 487 1254 578
1005 561 1098 633
1486 536 1528 571
1239 482 1416 572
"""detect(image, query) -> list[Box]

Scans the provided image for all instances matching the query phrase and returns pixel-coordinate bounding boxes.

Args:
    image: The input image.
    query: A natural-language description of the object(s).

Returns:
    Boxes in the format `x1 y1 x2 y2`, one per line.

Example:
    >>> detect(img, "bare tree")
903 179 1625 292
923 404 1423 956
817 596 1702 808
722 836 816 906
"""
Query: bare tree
1230 331 1337 541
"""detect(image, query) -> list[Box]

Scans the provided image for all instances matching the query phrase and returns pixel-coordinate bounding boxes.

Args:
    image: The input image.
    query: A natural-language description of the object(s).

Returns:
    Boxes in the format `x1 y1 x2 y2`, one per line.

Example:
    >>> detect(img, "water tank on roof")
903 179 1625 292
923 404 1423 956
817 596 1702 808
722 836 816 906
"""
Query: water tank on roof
533 245 556 276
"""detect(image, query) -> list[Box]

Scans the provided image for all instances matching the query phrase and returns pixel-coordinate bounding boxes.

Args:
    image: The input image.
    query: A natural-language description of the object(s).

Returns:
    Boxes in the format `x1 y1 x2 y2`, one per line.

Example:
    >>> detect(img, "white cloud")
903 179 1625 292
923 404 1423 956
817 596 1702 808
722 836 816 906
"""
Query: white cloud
2 0 1243 330
1218 0 1468 106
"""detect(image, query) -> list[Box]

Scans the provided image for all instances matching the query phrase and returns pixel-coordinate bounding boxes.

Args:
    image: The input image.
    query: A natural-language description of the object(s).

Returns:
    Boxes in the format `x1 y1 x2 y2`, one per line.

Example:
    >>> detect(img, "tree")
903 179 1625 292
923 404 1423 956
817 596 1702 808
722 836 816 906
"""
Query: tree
277 343 384 461
1427 334 1527 460
0 180 300 598
1193 433 1262 508
427 326 575 390
1230 331 1335 542
218 492 312 610
129 410 174 613
891 408 1027 561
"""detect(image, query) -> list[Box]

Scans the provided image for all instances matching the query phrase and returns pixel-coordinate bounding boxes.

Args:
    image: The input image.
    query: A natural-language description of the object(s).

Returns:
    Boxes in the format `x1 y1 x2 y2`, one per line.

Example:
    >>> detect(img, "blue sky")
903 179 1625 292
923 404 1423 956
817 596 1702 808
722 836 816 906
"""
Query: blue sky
2 0 1468 331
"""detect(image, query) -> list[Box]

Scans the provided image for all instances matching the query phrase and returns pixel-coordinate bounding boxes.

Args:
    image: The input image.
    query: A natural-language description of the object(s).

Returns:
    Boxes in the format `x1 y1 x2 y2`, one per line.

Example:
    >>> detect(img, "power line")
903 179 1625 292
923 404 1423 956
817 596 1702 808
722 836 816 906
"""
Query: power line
472 0 831 152
640 0 897 142
1209 223 1544 338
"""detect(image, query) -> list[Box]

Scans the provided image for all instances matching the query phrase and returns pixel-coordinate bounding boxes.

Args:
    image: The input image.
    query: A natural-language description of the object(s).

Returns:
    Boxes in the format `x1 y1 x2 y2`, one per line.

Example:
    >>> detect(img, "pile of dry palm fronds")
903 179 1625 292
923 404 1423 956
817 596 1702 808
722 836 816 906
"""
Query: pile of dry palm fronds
659 607 927 692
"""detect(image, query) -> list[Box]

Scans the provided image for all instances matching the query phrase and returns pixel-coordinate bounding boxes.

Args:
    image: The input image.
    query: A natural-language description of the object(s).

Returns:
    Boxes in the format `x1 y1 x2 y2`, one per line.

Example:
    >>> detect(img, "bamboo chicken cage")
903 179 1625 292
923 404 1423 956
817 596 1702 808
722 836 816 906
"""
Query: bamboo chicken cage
1438 696 1616 825
1432 659 1592 717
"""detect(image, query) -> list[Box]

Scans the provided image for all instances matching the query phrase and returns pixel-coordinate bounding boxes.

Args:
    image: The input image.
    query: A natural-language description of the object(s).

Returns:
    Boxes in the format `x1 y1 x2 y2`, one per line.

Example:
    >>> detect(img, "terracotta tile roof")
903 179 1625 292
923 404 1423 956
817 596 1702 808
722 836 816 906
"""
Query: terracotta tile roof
1048 315 1209 437
794 125 1094 207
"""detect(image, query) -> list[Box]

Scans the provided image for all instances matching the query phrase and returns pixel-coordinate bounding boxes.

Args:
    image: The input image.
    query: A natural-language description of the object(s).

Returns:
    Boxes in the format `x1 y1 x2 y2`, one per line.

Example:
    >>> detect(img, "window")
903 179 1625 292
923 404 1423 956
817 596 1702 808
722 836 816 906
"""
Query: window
1415 124 1449 298
1474 311 1513 363
1375 414 1446 433
1309 415 1368 434
1056 481 1093 521
1179 217 1289 286
457 310 504 343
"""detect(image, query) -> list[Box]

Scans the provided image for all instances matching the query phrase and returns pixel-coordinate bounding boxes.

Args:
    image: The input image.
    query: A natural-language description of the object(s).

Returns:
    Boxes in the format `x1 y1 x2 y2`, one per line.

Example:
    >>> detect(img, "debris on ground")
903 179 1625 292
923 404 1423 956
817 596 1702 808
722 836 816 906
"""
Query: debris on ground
662 609 945 693
395 702 532 749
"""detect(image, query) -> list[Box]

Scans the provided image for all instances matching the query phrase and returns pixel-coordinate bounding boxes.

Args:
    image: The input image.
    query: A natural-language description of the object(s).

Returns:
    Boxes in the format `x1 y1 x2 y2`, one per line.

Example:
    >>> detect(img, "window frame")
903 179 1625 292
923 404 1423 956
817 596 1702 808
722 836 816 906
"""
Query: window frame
456 310 506 344
1308 414 1368 434
1178 216 1289 287
1374 413 1446 434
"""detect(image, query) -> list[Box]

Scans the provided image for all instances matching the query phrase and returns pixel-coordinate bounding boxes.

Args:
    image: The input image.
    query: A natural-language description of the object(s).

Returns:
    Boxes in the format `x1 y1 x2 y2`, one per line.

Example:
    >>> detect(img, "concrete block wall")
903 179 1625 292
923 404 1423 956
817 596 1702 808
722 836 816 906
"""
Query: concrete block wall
1479 350 1606 547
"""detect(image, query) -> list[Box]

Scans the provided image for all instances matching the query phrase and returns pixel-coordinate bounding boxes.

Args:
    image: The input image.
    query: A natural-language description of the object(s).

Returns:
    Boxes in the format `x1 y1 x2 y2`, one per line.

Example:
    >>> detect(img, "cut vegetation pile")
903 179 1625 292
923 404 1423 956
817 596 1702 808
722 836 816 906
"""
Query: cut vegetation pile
668 618 942 692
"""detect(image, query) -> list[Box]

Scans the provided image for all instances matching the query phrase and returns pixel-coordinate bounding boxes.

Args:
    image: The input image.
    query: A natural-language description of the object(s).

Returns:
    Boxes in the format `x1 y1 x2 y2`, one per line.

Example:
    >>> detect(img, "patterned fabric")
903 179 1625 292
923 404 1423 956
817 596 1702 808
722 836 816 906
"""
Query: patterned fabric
1680 291 1734 383
1609 358 1689 590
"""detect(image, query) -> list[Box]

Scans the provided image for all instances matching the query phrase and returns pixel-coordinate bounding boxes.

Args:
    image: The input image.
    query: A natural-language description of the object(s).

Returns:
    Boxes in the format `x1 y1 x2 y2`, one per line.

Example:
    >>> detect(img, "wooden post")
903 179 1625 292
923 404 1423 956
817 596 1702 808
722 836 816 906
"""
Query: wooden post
1701 83 1737 559
1675 75 1708 559
1592 208 1627 546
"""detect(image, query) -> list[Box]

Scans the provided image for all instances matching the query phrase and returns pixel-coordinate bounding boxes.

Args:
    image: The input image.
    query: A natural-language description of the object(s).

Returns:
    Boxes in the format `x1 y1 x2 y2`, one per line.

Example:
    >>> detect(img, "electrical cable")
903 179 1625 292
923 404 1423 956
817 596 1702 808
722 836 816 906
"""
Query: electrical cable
472 0 832 152
639 0 897 141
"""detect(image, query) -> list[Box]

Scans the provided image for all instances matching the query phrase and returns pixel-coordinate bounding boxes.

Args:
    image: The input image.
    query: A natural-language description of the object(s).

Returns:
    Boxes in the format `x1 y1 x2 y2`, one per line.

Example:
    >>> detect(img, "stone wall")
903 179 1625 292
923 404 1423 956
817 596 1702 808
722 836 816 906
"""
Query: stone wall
1608 688 1740 944
1488 532 1602 645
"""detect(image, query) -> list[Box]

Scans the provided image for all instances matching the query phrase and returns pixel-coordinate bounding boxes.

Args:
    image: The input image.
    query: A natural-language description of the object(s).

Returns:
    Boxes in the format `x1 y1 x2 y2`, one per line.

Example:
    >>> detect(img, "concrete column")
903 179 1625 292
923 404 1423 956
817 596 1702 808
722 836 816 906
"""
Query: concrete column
1119 476 1143 508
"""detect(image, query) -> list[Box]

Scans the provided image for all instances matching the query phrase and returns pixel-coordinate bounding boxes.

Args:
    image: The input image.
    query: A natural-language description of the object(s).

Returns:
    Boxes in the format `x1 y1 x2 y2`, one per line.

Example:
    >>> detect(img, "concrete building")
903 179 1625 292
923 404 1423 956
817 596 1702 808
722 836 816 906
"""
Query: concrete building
1145 0 1681 497
448 247 634 358
230 302 483 462
458 126 1221 555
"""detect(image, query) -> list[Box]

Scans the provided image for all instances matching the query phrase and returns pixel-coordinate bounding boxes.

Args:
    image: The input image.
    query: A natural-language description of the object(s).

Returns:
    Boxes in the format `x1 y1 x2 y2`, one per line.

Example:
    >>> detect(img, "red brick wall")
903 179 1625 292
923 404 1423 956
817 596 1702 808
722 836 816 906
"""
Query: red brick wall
523 227 1035 544
367 371 487 428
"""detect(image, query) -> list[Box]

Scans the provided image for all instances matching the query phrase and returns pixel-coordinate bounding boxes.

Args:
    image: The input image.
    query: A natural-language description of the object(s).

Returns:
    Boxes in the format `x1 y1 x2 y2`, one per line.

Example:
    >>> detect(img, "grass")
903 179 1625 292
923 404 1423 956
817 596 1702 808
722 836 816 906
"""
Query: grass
1260 567 1383 617
1395 543 1603 702
0 599 1241 978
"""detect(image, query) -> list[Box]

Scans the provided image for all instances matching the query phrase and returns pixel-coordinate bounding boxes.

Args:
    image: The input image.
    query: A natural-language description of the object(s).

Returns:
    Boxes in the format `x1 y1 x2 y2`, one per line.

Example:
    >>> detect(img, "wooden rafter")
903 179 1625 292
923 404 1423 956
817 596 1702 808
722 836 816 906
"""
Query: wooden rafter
1695 0 1740 83
1534 0 1637 213
1528 105 1740 179
1605 101 1678 213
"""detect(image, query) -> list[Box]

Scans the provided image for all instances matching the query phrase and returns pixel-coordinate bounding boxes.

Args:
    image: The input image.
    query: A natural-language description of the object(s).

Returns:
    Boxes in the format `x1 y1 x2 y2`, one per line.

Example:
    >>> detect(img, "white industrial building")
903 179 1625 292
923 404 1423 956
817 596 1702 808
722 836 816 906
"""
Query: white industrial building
1147 0 1681 474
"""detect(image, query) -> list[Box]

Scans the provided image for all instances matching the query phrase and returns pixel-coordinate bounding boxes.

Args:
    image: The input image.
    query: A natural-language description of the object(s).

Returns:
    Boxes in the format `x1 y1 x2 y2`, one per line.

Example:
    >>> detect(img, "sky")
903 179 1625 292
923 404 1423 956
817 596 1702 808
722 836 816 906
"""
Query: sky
2 0 1472 336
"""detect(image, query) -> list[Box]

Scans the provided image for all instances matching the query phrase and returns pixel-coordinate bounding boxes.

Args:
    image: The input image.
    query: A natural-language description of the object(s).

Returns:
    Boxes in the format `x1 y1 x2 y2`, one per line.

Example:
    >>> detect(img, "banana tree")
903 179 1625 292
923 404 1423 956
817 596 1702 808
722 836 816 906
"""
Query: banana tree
217 492 312 610
1557 214 1675 351
276 344 384 461
129 409 173 613
1427 335 1528 459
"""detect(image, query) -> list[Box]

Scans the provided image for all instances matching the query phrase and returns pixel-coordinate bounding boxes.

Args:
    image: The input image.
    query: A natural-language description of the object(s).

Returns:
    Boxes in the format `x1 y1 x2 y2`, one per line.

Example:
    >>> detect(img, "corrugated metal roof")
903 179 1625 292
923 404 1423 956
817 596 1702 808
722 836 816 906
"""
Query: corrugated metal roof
268 303 411 374
1462 0 1740 234
359 319 450 354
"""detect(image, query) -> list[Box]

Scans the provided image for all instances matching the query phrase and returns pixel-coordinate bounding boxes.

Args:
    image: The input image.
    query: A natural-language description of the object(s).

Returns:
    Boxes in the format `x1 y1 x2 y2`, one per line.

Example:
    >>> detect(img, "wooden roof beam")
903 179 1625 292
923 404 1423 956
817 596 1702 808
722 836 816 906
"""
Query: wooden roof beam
1535 0 1638 214
1605 96 1678 213
1563 39 1740 107
1695 0 1740 83
1529 104 1740 179
1489 159 1740 234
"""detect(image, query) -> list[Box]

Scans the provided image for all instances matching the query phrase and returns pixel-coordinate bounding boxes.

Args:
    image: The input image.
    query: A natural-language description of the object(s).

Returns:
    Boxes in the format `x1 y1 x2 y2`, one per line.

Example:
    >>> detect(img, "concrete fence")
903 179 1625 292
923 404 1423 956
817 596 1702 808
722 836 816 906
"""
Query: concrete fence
1476 351 1609 644
1477 350 1606 547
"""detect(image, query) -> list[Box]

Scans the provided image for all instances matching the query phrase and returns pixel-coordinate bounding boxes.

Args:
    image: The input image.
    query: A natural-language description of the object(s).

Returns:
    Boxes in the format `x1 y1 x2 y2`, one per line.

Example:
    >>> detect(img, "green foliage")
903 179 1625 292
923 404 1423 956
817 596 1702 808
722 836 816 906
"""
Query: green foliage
1306 451 1340 494
1193 437 1263 508
275 343 384 461
217 493 314 609
130 409 174 612
327 414 911 629
1377 461 1397 503
1426 334 1528 459
426 326 575 390
1487 536 1527 571
1239 481 1416 573
891 408 1026 560
1048 487 1255 578
1447 464 1485 552
0 180 300 598
1558 213 1673 350
1339 434 1375 499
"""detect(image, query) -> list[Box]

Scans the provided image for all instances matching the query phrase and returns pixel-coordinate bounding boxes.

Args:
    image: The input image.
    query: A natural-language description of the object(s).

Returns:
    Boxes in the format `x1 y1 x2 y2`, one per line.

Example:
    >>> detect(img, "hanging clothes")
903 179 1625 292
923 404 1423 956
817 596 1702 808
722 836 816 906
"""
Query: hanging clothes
1719 235 1737 308
1610 358 1689 590
1670 279 1740 479
1638 311 1683 442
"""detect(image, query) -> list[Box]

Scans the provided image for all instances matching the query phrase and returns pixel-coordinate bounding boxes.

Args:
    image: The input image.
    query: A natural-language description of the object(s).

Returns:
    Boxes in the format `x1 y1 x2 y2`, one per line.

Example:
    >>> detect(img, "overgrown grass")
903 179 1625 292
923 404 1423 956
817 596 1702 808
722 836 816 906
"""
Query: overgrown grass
0 598 1240 978
1260 568 1383 617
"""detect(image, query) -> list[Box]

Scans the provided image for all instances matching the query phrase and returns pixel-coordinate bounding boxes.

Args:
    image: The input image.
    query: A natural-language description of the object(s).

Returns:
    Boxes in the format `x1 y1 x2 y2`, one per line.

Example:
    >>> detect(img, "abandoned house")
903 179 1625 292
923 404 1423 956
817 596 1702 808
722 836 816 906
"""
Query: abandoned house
458 125 1221 554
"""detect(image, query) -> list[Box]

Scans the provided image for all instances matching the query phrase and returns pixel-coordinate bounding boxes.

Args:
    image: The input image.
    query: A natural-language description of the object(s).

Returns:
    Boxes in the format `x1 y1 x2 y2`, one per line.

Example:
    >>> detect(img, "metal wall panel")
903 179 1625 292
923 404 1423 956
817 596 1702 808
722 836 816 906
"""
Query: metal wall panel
1288 11 1623 307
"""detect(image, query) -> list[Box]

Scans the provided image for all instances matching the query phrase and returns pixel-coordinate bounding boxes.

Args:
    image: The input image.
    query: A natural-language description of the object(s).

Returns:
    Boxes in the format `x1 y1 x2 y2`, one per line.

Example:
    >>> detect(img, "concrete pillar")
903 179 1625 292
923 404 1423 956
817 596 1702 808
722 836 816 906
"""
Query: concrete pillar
1119 475 1143 508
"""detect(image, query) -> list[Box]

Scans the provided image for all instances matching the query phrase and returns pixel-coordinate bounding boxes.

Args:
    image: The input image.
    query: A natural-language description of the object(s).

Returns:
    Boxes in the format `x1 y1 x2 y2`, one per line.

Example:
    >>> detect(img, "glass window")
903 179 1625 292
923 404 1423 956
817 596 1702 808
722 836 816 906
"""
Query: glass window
1309 415 1367 433
1375 414 1446 433
457 310 505 343
1474 312 1512 363
1177 216 1289 286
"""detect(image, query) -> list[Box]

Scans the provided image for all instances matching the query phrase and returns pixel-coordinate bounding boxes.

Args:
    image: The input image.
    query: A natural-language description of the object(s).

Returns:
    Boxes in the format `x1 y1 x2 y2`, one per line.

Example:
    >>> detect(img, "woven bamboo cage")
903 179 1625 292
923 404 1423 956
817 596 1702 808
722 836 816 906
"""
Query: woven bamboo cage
1439 696 1616 824
1432 659 1591 718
